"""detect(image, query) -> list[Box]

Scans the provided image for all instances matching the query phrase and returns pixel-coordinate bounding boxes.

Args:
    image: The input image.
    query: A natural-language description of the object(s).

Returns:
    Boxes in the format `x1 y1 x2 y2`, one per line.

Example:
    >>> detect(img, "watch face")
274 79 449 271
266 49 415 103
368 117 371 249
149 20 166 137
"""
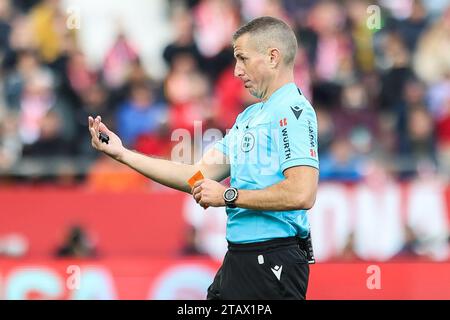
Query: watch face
224 188 237 201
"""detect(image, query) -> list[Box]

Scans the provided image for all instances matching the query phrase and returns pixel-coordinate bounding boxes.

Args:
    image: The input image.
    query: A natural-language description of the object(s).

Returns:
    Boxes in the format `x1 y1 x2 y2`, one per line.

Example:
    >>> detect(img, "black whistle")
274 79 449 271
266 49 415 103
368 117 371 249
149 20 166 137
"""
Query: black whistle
99 132 110 144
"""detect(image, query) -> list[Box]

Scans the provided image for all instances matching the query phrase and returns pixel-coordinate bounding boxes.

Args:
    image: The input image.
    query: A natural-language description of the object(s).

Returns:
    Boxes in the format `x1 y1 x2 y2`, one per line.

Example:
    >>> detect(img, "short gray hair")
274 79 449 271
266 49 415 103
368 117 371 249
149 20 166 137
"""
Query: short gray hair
232 16 298 66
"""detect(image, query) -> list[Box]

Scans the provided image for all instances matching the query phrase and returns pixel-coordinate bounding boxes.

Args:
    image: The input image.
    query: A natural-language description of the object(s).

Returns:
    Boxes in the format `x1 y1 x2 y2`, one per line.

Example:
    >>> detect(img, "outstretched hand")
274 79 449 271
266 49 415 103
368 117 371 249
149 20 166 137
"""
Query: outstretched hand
192 179 226 209
88 116 125 161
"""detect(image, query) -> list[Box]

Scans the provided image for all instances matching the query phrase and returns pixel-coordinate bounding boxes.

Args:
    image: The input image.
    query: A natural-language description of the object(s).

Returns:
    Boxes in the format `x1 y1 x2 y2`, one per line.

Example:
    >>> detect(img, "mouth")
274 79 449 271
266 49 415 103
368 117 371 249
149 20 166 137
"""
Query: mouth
243 80 251 88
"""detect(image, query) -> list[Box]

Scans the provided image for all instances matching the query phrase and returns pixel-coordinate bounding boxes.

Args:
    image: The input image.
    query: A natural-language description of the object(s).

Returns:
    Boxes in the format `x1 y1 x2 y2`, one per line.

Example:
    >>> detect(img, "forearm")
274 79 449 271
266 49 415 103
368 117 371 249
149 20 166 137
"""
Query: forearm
235 179 315 211
118 148 198 193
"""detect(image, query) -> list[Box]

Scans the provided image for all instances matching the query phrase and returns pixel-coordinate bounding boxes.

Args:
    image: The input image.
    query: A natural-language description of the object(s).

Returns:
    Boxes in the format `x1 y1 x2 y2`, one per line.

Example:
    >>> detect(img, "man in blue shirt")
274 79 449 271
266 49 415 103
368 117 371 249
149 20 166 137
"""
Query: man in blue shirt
89 16 319 300
213 82 318 244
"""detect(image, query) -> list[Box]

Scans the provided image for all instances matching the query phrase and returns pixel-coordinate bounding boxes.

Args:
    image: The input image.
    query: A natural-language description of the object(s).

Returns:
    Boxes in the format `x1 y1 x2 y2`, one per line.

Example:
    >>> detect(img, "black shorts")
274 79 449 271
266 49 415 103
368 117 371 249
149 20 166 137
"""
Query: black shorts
207 236 309 300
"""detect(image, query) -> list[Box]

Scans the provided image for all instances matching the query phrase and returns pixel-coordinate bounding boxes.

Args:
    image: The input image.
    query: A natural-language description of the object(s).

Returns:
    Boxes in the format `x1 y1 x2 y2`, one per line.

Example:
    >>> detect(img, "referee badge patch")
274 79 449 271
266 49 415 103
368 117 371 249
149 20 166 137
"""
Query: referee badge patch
241 132 255 152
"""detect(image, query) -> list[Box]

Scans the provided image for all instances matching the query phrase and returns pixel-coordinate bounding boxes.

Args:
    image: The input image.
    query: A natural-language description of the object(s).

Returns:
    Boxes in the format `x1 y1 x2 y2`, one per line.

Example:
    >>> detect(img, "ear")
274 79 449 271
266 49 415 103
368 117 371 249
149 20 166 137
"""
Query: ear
268 48 281 68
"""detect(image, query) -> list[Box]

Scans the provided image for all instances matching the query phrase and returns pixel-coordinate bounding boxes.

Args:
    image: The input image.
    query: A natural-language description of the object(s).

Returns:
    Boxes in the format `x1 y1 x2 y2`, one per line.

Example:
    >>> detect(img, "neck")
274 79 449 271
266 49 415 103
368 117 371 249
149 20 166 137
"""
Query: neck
261 69 295 101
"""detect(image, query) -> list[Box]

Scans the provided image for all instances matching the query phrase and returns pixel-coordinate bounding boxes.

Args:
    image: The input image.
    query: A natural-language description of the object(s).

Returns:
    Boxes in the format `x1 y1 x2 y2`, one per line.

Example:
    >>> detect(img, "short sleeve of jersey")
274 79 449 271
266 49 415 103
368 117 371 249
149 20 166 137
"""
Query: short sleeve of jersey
214 125 235 156
272 102 319 173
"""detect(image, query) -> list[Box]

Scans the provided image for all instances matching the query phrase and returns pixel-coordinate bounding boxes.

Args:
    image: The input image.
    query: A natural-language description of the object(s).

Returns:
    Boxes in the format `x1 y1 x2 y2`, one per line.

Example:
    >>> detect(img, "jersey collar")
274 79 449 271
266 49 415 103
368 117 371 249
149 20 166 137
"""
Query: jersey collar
264 82 298 106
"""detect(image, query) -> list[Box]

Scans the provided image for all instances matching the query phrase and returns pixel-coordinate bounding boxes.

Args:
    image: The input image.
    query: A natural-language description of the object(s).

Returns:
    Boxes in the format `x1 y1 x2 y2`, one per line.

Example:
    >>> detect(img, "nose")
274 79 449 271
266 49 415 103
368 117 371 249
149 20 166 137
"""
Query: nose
234 62 244 78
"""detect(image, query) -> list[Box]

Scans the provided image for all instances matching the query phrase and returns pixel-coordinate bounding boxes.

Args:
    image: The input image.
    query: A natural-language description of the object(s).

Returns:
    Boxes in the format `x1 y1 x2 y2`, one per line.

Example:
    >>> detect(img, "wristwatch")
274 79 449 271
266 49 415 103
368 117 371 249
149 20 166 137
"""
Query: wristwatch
223 187 238 208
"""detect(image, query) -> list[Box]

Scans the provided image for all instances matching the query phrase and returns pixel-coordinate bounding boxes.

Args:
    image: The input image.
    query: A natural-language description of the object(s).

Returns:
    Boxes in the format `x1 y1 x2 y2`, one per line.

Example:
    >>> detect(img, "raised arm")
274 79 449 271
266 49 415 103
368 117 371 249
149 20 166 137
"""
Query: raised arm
88 116 230 193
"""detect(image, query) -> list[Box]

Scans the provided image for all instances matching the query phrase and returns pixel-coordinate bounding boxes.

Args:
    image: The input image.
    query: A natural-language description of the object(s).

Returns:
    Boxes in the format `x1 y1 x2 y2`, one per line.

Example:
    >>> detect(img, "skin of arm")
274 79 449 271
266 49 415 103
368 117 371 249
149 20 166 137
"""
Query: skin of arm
192 165 319 211
88 115 230 193
89 116 318 211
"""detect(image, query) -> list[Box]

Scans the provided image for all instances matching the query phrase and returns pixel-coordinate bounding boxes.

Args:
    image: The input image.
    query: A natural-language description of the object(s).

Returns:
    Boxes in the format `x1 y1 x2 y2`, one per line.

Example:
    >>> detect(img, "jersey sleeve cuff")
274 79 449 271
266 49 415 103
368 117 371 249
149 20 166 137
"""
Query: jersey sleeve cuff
280 157 319 172
214 142 229 156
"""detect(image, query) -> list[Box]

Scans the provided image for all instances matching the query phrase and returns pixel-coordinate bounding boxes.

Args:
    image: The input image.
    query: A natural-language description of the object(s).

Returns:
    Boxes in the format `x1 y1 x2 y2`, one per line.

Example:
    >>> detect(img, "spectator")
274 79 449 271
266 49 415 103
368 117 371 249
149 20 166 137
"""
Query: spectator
55 225 97 258
379 32 414 111
395 78 437 177
308 0 352 83
388 0 429 52
405 107 436 166
0 0 447 186
432 79 450 176
103 32 139 89
413 5 450 84
346 0 376 73
164 53 214 133
320 137 364 182
21 108 71 157
0 0 13 59
116 82 167 148
29 0 66 63
163 6 204 72
0 113 22 171
192 0 239 58
3 49 45 110
110 58 162 113
74 83 111 158
65 50 98 99
17 66 55 145
179 225 205 257
212 64 256 131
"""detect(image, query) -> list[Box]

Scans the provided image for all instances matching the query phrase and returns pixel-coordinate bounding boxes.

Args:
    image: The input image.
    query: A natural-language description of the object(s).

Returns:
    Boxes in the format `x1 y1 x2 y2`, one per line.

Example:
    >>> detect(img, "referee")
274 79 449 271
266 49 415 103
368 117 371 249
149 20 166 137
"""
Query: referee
88 16 319 300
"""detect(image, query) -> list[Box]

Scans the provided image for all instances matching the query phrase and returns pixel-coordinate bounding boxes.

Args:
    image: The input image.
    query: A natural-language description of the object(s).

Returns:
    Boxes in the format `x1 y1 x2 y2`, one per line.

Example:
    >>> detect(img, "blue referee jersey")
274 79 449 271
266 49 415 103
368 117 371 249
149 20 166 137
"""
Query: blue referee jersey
214 82 319 243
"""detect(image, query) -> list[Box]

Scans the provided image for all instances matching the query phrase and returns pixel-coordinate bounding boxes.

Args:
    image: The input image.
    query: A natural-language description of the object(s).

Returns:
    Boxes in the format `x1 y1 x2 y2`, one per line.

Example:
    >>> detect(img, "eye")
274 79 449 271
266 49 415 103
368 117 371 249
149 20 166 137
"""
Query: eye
234 54 247 64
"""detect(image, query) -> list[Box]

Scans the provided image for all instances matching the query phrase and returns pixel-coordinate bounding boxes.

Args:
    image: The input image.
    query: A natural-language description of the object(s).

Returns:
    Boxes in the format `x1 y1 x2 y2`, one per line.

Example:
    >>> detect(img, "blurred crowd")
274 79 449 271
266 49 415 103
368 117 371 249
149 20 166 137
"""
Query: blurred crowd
0 0 450 187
